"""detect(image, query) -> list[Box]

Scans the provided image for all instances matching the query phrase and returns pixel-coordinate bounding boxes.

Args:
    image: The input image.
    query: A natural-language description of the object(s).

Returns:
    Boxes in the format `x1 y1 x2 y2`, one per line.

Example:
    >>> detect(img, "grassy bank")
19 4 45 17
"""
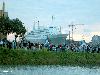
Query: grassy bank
0 47 100 66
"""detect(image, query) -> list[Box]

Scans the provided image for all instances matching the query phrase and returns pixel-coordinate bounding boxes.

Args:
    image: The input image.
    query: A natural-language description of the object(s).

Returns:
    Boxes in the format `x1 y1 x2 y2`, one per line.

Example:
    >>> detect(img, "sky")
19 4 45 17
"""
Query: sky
0 0 100 42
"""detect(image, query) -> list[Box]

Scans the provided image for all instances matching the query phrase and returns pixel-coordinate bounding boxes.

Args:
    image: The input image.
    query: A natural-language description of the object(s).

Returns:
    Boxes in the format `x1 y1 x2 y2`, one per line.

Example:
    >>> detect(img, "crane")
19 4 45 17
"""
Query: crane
68 23 84 43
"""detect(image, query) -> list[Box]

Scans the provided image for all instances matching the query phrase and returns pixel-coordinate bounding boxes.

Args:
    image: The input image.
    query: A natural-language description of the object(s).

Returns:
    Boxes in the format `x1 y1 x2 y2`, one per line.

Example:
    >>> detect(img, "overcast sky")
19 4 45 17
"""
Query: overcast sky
0 0 100 42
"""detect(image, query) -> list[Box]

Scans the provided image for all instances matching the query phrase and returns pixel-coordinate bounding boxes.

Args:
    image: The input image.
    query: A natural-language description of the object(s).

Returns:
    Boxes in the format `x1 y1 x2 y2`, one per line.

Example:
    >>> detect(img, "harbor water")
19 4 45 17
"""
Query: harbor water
0 66 100 75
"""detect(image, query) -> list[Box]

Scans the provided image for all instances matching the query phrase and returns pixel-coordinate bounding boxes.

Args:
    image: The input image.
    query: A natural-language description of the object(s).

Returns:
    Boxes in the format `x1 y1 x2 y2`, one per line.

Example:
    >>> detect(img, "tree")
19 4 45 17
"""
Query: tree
11 18 26 36
0 17 26 38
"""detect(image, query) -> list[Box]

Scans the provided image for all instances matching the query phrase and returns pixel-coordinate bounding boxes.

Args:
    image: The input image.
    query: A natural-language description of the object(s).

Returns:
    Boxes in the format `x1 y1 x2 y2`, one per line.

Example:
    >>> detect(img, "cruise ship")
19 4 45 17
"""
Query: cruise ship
24 22 68 45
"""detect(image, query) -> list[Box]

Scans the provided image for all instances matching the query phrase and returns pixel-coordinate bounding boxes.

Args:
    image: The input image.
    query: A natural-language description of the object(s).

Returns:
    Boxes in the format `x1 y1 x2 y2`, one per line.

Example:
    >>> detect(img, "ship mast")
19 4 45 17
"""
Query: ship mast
38 20 40 30
33 20 35 30
51 15 54 26
59 26 61 34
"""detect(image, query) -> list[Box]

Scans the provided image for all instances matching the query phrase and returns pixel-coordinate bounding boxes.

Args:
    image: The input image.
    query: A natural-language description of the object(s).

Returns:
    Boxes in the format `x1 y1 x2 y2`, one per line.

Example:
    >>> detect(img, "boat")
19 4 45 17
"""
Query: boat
24 26 67 45
24 21 68 45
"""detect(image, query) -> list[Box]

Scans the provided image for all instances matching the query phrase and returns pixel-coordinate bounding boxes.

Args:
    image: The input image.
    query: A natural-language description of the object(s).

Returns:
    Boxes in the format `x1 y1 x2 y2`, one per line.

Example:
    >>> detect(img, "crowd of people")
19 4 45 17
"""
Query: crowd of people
45 43 100 53
0 39 100 53
0 39 44 50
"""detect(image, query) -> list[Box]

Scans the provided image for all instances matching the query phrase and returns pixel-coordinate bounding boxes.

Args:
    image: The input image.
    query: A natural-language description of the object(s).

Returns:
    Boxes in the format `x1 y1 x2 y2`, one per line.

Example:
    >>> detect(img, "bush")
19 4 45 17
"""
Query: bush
0 47 100 66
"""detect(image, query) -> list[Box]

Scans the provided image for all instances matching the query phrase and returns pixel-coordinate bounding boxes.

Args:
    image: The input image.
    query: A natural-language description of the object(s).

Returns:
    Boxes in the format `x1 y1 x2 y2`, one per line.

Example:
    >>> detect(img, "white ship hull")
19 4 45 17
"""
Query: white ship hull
25 34 47 43
24 26 68 45
25 34 67 45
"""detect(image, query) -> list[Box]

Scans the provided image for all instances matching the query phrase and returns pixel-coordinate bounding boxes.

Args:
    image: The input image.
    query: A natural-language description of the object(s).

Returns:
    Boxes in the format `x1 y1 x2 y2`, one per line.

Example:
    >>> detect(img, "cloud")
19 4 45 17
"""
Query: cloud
64 23 100 42
89 24 100 32
77 23 100 42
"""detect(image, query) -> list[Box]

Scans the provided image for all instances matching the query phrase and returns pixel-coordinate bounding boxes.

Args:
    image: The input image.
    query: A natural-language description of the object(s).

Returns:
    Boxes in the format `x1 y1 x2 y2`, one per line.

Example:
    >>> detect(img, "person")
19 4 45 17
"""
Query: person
49 44 53 51
38 43 41 50
12 40 16 49
7 41 12 49
0 39 3 47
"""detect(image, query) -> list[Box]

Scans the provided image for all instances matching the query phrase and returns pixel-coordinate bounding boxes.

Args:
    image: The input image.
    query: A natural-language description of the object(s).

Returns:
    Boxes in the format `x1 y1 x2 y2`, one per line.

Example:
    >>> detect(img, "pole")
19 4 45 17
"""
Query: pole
69 31 70 45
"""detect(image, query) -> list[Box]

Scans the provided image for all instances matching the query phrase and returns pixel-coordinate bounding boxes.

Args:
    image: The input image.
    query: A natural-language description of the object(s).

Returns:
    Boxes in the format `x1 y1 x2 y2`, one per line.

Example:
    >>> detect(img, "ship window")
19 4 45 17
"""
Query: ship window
49 27 53 28
31 31 34 33
40 30 44 32
46 32 49 33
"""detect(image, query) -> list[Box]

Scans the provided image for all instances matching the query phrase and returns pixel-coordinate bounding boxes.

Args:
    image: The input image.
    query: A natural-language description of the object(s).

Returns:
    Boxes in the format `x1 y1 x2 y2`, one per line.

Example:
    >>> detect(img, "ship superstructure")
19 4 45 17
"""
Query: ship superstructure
25 25 67 45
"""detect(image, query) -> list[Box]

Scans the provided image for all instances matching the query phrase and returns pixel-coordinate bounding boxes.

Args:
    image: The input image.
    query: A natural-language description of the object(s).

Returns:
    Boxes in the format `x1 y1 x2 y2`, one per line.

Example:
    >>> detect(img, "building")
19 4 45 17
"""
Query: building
0 2 8 39
92 35 100 46
0 2 8 18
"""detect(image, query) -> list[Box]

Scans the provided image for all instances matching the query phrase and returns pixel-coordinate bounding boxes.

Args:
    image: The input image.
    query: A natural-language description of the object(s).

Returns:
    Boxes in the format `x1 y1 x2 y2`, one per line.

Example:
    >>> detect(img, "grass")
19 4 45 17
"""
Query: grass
0 47 100 67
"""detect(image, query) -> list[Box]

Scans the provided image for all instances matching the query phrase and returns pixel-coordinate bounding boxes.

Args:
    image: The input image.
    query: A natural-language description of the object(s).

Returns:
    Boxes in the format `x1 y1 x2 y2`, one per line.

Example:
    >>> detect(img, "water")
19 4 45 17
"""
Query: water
0 66 100 75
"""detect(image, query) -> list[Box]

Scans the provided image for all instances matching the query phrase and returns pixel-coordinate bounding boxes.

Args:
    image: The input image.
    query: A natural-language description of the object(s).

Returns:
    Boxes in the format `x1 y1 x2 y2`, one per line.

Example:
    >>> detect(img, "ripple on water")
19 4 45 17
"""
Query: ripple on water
0 66 100 75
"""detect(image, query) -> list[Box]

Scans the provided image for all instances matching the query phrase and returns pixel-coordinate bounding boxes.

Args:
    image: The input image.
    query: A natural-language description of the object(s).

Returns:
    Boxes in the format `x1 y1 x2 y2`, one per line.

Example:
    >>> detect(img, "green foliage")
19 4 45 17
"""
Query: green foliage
11 18 26 35
0 17 11 35
0 47 100 66
0 17 26 36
